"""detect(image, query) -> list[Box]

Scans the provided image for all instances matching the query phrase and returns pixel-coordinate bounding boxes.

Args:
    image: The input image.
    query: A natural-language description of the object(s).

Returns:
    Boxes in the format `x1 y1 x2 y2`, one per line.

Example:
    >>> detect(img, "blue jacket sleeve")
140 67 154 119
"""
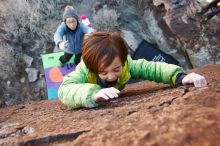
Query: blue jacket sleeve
54 22 66 46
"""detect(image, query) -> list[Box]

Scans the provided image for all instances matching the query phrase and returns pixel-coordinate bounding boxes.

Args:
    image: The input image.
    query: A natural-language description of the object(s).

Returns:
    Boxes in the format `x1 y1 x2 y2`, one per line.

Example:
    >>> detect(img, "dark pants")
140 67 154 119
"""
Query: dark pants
59 52 82 65
202 0 220 13
200 0 220 20
206 7 220 20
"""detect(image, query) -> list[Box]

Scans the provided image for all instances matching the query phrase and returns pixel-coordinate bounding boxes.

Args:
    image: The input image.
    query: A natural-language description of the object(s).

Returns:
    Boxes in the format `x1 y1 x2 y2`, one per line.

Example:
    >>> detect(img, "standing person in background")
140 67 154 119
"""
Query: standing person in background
54 5 89 66
58 32 207 109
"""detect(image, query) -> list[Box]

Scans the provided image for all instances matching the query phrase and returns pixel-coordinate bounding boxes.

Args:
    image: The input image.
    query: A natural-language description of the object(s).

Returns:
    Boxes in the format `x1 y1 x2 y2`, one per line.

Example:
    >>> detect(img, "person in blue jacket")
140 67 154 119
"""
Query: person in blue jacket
54 5 89 66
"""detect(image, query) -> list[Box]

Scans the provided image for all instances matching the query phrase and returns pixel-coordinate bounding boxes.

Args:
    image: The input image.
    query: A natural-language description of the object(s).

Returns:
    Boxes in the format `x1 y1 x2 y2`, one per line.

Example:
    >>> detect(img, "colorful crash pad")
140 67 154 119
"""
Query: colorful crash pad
41 51 76 99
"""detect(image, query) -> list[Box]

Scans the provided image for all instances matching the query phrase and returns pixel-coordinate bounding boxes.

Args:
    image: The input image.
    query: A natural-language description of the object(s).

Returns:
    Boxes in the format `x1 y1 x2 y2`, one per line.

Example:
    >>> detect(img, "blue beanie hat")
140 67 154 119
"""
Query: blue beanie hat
63 6 79 22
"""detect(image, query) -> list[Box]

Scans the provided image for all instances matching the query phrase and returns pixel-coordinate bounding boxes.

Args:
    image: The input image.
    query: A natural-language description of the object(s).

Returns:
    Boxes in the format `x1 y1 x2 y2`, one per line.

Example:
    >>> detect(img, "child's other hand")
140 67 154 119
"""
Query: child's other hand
59 41 68 50
94 87 120 102
182 72 207 87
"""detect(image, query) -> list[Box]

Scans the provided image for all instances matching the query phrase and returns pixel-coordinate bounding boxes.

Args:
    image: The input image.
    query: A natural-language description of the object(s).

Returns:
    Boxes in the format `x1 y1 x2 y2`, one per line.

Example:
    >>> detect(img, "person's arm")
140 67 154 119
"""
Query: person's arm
128 56 207 87
58 63 101 108
127 56 184 85
54 23 66 48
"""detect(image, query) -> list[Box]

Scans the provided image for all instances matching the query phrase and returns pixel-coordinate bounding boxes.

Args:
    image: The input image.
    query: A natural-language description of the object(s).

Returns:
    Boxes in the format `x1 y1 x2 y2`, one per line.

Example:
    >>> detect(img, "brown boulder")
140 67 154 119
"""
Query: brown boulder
0 64 220 146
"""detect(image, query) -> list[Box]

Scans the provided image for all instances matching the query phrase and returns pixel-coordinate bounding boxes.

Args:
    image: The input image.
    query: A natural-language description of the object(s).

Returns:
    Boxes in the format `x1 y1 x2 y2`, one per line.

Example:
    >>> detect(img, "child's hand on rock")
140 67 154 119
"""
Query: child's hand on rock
182 72 207 87
94 87 120 102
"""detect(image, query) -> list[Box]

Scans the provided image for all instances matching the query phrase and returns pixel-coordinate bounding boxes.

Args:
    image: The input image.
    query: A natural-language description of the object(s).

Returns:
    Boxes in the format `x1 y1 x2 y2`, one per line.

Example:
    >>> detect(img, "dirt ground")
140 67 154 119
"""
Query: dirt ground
0 64 220 146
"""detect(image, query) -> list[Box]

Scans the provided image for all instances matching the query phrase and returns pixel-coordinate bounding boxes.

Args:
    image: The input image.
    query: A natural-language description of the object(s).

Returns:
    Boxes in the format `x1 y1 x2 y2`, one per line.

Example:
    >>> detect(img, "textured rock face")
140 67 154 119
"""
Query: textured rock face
0 0 219 108
142 0 220 68
0 64 220 146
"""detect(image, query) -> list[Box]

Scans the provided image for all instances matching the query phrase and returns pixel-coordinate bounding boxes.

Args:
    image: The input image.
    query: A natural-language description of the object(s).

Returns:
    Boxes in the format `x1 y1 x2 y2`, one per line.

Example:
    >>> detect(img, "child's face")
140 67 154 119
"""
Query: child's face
66 17 77 30
98 56 122 82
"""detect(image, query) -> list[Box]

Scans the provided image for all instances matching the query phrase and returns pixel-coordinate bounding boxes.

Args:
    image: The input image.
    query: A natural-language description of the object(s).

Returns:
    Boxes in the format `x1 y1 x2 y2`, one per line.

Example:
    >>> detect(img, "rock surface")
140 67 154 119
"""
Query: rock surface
0 0 219 107
0 64 219 146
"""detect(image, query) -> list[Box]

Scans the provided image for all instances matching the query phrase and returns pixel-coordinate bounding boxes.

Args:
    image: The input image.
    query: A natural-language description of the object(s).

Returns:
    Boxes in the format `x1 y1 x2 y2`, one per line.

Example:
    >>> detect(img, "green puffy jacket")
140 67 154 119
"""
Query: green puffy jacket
58 56 184 108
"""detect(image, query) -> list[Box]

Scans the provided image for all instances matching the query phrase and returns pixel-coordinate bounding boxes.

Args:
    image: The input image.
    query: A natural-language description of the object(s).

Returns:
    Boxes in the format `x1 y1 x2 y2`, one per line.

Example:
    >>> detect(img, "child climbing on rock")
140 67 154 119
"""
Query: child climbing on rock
58 32 207 109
